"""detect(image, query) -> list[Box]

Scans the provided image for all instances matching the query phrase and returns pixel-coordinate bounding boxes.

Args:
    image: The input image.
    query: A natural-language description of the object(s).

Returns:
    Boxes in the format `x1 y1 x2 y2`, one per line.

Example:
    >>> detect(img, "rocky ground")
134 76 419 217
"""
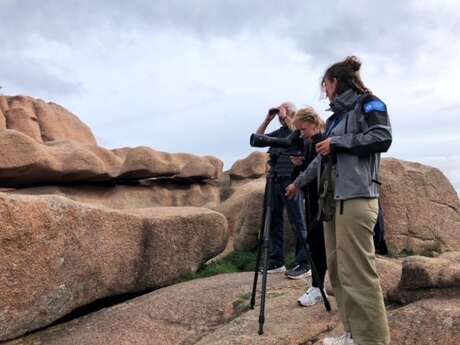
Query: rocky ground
4 253 459 344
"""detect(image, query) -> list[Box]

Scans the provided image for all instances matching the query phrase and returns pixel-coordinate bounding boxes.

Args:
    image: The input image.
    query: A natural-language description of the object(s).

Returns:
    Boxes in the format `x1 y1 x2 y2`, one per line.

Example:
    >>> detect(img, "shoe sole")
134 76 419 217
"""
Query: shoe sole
287 270 312 279
287 273 308 280
259 268 287 274
297 300 309 307
267 269 286 274
297 299 322 307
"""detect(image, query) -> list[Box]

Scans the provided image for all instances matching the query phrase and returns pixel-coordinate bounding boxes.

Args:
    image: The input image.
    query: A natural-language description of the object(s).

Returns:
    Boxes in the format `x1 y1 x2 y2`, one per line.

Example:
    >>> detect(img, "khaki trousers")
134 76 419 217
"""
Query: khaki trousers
323 198 390 345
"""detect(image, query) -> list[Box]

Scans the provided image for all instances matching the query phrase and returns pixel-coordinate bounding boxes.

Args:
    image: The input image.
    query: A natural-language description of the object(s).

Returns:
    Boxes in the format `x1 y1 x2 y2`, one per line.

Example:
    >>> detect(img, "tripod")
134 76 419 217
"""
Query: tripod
250 172 331 335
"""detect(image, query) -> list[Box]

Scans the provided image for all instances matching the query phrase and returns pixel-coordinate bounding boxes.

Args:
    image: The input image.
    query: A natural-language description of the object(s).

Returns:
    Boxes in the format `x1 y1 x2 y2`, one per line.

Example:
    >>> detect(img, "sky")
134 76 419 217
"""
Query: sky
1 0 459 191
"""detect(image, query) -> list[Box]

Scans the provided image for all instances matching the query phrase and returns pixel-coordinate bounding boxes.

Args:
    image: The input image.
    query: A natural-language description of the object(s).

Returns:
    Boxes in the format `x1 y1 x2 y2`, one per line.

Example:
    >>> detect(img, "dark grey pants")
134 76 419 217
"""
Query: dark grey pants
268 176 309 268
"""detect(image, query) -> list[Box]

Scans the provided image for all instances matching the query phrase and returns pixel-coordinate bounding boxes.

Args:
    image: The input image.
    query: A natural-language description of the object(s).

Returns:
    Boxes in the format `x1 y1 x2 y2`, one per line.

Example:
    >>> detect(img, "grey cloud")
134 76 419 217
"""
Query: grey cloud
0 1 443 62
286 2 432 62
0 1 277 44
0 55 84 97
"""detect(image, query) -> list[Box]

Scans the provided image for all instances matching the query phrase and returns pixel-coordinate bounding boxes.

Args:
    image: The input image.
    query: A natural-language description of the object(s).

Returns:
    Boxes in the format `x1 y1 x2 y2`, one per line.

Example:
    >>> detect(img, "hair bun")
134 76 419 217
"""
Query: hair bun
345 56 361 72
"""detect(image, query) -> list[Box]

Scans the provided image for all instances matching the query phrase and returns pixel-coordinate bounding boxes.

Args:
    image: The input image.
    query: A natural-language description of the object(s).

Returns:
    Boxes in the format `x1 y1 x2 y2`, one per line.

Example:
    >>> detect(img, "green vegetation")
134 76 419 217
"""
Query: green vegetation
397 248 440 258
180 250 296 282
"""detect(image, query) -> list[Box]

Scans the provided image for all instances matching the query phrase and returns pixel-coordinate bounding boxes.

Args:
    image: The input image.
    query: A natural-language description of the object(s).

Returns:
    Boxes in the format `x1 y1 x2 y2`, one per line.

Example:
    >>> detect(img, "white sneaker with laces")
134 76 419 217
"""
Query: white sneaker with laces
297 287 326 307
323 333 356 345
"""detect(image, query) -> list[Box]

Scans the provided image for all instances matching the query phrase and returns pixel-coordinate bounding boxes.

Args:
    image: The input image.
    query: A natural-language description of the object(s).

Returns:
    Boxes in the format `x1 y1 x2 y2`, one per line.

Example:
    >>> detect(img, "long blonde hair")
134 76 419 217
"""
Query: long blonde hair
293 106 325 132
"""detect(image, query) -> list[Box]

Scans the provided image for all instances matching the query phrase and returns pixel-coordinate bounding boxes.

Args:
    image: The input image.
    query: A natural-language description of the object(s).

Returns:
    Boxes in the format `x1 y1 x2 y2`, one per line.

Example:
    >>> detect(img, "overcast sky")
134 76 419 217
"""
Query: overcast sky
1 0 459 191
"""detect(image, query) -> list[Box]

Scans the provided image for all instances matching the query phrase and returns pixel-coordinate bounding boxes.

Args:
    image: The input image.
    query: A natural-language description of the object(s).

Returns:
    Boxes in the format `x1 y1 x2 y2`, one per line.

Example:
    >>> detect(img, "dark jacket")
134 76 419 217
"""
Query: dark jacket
297 141 320 227
267 126 299 178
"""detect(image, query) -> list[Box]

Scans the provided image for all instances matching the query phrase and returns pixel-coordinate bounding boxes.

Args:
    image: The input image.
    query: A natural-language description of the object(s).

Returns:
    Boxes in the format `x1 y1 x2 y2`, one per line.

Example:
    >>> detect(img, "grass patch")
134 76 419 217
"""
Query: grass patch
180 249 297 282
180 250 257 282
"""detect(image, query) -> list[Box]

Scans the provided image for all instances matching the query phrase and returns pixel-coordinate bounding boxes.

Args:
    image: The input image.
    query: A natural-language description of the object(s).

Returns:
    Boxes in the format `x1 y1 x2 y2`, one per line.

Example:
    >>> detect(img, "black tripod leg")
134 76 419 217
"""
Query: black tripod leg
250 179 269 310
249 175 274 335
250 225 264 309
258 201 271 335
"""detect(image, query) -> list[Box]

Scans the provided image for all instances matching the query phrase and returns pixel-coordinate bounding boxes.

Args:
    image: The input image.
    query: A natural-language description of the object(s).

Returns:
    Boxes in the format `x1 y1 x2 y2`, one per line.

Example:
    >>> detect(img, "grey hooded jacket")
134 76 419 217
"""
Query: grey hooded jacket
293 89 392 200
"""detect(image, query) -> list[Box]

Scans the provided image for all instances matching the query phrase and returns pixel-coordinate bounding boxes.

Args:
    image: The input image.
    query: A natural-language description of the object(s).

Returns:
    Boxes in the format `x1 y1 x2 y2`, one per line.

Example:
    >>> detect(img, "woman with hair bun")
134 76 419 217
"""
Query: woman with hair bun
286 56 392 345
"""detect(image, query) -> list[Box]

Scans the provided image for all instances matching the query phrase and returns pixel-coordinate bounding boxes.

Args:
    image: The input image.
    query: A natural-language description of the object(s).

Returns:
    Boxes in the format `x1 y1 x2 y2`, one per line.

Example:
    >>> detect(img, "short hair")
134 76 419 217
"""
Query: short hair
280 101 296 117
293 106 326 132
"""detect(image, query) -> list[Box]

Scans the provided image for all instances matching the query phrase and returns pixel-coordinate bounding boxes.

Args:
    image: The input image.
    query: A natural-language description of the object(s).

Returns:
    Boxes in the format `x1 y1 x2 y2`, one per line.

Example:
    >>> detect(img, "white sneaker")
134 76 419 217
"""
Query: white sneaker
323 333 356 345
297 287 326 307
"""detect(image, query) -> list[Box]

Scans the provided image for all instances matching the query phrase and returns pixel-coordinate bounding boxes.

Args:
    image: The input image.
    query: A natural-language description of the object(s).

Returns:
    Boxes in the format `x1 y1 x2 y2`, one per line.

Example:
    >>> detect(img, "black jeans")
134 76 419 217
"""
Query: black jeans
268 176 309 268
308 221 327 287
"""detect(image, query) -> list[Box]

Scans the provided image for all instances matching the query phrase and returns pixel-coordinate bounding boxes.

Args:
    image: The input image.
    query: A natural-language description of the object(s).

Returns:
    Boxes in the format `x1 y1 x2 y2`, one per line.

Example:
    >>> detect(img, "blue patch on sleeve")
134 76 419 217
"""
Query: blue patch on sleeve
363 100 386 113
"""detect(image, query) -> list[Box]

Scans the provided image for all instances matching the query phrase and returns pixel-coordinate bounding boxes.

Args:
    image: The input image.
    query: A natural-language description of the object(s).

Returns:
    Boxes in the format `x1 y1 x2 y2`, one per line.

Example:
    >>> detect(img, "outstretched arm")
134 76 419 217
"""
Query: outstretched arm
286 153 321 199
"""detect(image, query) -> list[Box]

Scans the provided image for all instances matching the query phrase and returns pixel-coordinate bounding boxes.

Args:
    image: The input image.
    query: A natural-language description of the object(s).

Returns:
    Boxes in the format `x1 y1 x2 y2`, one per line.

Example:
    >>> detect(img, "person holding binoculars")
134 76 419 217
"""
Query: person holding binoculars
255 102 311 279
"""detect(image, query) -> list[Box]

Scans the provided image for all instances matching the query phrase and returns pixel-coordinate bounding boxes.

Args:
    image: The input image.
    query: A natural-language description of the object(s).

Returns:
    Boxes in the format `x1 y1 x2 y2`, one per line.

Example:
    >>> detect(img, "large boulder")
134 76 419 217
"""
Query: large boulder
215 178 296 260
387 297 460 345
0 192 228 341
0 95 97 145
375 256 403 301
228 151 268 179
114 148 223 180
0 96 7 128
217 178 266 256
0 130 122 186
388 252 460 304
5 263 450 345
11 182 220 209
0 95 224 186
319 296 460 345
4 273 339 345
380 158 460 255
0 130 223 187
